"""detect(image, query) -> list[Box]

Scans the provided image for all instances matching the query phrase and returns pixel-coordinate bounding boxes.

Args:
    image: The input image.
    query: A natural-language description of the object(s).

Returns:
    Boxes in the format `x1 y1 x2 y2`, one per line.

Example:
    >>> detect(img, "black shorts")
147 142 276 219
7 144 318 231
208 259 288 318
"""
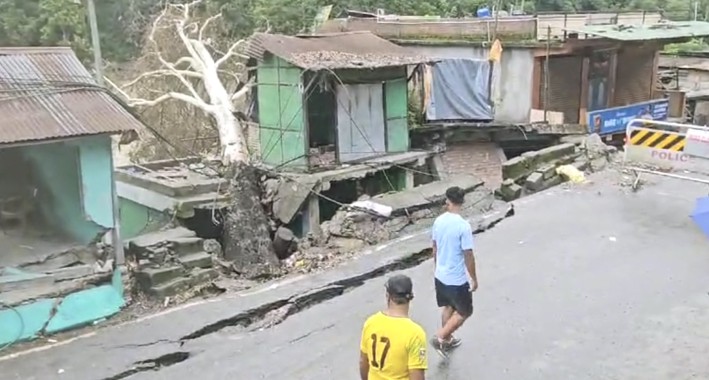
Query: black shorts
435 278 474 318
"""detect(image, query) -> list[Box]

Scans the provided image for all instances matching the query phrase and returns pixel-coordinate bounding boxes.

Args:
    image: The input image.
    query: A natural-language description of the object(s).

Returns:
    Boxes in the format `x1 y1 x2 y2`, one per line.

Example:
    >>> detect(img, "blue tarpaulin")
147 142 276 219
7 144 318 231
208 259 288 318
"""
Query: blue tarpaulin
690 196 709 240
426 59 493 122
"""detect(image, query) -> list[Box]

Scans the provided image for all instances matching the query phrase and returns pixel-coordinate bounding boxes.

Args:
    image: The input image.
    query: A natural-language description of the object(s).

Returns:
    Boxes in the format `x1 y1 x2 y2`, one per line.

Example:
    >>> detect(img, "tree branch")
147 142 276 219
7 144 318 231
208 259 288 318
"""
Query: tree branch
231 78 255 101
144 3 208 106
122 69 202 89
215 39 248 68
199 13 222 42
106 76 215 111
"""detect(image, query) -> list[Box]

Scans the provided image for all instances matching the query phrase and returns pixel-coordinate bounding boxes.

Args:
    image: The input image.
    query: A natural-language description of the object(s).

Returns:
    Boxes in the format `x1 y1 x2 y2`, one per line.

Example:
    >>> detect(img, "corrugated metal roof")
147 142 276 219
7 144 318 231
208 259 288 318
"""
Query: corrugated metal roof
246 31 432 70
0 47 143 145
565 21 709 41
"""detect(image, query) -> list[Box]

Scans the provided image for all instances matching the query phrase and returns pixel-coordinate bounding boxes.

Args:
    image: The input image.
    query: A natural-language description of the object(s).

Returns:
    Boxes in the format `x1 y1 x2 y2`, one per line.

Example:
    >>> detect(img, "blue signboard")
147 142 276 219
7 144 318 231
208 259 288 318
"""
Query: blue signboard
587 98 669 136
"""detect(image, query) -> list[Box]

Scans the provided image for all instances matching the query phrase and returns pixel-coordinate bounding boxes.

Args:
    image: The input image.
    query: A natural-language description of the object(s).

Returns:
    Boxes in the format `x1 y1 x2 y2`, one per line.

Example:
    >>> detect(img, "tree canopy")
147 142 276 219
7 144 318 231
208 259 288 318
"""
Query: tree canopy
0 0 704 64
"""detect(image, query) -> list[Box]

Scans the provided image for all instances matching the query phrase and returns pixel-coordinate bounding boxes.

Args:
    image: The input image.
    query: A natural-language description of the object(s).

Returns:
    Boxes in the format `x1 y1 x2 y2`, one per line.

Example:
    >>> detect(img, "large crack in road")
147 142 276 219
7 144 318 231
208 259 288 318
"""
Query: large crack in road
102 205 515 379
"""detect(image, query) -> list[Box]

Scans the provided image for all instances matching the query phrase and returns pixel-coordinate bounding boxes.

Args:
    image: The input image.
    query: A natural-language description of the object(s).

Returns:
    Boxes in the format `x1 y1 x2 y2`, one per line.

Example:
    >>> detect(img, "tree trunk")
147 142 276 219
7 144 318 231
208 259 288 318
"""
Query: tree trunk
222 161 280 278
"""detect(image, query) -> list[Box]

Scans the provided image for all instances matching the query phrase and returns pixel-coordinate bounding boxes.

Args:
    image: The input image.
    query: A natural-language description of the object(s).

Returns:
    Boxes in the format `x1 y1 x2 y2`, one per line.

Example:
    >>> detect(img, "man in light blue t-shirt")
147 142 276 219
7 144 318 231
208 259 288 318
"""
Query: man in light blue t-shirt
429 186 478 358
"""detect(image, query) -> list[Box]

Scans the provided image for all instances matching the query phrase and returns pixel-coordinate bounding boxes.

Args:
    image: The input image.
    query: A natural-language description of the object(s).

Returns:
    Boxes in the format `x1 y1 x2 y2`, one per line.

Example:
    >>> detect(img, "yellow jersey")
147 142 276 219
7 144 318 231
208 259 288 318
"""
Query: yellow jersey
360 312 428 380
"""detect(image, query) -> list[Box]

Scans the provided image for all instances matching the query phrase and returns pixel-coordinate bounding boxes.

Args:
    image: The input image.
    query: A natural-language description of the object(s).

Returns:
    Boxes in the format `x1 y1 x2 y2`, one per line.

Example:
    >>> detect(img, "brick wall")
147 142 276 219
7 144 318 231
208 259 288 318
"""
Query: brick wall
440 142 506 189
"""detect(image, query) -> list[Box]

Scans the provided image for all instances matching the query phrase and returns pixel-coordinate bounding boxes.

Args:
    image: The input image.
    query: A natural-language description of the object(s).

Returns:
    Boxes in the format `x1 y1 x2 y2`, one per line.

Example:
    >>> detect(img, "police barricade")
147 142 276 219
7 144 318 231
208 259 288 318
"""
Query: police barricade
623 119 709 190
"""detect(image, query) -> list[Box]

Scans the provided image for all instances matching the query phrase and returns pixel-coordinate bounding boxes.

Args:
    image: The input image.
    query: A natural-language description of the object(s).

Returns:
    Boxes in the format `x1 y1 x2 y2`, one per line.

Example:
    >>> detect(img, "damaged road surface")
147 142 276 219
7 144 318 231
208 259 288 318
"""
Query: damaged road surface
4 170 709 380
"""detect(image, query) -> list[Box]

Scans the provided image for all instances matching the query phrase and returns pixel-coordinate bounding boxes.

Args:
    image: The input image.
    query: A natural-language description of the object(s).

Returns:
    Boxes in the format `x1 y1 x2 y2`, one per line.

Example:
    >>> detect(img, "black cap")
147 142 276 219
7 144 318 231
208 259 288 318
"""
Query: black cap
386 274 413 299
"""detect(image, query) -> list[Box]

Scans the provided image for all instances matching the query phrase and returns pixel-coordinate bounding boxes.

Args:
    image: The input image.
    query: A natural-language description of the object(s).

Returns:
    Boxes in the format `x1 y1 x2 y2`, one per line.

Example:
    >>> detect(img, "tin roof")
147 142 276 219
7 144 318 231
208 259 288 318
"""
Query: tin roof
565 21 709 41
246 31 432 70
0 47 143 145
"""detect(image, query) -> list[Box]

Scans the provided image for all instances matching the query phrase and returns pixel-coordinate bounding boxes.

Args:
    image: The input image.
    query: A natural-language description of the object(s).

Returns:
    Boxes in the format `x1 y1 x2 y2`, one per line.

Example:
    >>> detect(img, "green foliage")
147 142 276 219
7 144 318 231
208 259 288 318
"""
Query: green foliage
0 0 89 59
0 0 706 64
664 39 709 54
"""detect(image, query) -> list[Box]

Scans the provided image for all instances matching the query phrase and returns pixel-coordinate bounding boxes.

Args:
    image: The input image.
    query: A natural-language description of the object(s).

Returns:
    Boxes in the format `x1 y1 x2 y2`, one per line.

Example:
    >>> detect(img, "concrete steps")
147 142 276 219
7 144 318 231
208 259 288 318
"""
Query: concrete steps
126 228 218 298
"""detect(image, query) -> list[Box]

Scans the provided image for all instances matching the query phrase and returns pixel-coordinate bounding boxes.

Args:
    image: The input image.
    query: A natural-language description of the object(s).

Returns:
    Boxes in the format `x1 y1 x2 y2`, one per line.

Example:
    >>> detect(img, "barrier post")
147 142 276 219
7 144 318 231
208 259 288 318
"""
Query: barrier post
623 119 709 190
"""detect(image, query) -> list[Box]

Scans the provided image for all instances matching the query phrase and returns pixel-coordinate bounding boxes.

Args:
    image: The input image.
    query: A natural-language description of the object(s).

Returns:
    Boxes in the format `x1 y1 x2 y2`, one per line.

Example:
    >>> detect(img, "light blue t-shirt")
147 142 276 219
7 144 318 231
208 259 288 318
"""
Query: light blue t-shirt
432 212 474 286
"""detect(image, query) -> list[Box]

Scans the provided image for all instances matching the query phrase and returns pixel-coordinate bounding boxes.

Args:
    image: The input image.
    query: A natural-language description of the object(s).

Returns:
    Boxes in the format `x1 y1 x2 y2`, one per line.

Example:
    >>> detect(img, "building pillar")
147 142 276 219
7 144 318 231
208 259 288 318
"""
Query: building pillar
404 169 415 190
431 154 448 181
304 193 321 236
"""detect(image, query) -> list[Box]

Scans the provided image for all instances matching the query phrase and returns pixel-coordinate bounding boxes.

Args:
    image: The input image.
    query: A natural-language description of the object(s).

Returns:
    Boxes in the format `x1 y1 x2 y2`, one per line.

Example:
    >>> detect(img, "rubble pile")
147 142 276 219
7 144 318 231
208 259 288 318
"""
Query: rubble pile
497 134 617 200
284 179 499 274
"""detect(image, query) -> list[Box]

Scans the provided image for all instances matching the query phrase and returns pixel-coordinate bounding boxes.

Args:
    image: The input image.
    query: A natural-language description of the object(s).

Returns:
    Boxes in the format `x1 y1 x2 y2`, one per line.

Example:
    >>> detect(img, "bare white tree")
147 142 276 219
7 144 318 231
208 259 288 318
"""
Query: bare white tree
107 0 252 164
108 0 281 276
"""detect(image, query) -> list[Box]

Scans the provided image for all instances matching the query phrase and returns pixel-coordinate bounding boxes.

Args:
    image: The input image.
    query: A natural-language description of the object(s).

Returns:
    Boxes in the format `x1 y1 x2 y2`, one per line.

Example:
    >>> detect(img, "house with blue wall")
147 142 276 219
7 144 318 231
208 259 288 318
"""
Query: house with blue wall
0 47 144 347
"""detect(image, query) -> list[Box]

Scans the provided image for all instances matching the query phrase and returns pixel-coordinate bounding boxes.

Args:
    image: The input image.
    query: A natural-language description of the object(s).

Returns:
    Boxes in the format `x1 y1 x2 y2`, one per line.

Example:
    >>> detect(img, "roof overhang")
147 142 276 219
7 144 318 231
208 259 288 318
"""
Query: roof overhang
564 21 709 42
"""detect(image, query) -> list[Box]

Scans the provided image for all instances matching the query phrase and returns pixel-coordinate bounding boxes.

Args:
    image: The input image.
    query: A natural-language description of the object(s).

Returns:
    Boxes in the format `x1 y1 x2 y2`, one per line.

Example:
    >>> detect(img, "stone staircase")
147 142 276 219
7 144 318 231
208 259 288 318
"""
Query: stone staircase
126 227 218 298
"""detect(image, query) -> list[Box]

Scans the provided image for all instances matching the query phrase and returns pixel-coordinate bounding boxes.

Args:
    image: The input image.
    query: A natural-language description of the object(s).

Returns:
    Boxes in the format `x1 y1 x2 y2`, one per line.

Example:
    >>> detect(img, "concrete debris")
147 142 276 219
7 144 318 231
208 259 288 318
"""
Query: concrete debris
301 176 495 269
350 200 393 218
265 177 319 225
373 174 484 216
497 134 618 200
498 179 522 201
273 227 298 260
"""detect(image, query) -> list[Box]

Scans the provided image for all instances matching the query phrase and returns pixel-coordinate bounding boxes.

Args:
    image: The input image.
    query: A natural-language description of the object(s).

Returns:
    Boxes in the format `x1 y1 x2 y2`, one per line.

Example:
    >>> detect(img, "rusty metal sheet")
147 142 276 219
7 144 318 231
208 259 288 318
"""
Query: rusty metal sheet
0 47 142 145
246 31 432 70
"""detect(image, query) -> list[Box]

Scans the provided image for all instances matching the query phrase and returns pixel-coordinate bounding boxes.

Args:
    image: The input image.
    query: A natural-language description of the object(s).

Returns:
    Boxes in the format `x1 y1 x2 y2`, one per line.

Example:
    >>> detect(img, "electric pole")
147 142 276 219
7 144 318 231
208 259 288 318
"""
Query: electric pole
73 0 103 86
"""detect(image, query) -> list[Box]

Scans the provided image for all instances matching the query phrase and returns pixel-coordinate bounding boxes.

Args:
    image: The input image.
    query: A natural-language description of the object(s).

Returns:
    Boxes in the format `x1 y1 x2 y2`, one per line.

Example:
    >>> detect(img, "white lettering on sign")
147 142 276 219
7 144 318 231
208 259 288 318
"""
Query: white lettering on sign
651 150 689 162
685 129 709 159
687 129 709 143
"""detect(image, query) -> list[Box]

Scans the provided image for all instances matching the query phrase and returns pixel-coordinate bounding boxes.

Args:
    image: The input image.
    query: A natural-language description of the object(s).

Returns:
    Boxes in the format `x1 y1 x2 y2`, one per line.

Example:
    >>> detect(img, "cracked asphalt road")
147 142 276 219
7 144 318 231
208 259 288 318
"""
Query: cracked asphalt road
4 170 709 380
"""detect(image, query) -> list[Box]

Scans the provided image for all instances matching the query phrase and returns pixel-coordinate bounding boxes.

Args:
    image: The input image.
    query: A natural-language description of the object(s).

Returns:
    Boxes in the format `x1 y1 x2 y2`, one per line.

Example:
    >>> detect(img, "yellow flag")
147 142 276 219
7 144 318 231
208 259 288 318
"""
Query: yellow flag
488 39 503 62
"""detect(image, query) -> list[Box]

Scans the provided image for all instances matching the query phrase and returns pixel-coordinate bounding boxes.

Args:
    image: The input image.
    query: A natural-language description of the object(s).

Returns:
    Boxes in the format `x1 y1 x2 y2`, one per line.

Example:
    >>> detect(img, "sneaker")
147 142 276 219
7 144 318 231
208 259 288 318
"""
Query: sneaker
429 337 449 359
446 336 462 348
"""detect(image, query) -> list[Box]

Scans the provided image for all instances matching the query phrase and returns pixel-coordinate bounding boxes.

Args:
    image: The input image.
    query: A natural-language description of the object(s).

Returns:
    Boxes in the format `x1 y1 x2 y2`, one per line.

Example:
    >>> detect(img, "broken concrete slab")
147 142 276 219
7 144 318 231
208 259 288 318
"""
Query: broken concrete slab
502 156 532 180
537 164 557 180
273 227 298 260
535 143 576 163
135 266 186 288
189 268 219 286
44 265 95 282
560 135 587 146
573 159 591 172
115 158 227 198
462 188 495 212
590 157 608 172
150 277 192 298
525 172 544 191
374 174 484 215
272 177 319 224
170 237 205 257
540 175 564 191
128 228 196 251
0 269 53 292
582 133 609 160
498 180 522 201
178 252 213 270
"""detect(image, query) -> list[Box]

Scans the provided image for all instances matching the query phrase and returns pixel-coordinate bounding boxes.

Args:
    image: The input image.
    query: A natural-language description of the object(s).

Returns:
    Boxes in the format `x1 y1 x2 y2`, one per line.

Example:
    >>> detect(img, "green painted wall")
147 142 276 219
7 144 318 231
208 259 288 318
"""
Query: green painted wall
23 139 110 244
257 55 307 168
119 197 170 239
385 77 410 152
0 275 123 346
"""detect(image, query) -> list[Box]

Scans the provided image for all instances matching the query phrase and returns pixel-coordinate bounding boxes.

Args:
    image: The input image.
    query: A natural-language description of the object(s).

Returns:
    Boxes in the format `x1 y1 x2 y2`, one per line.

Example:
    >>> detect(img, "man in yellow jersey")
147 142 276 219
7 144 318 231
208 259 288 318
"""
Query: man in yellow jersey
359 274 427 380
